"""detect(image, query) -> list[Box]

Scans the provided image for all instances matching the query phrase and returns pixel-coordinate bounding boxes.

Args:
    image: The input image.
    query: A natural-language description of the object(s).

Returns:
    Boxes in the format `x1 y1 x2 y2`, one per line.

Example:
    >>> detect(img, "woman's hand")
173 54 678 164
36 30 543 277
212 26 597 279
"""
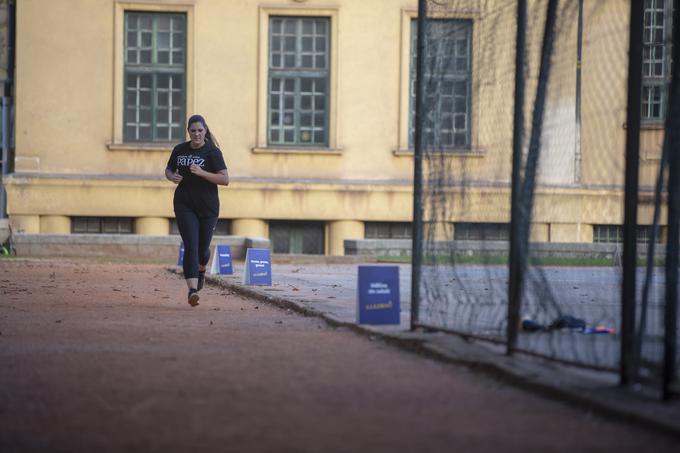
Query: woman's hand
189 163 205 176
166 168 183 184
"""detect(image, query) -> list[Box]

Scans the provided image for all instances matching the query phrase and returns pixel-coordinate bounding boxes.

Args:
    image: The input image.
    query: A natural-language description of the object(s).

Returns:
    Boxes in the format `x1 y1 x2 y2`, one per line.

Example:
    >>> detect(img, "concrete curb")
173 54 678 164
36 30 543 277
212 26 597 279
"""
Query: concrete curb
167 267 680 439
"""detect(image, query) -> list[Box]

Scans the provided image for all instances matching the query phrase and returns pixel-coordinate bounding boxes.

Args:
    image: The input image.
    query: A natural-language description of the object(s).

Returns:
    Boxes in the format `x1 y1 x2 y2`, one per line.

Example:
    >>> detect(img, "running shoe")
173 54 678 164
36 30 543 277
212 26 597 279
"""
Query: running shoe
188 288 200 307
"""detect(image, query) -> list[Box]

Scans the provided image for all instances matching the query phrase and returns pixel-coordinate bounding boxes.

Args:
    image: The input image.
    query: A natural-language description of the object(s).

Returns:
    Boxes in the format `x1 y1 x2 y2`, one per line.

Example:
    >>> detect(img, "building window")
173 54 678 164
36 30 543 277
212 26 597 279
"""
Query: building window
170 219 230 235
124 12 186 142
268 17 329 146
454 223 508 241
270 221 324 254
410 19 472 149
72 217 133 234
642 0 673 121
365 222 412 239
593 225 663 244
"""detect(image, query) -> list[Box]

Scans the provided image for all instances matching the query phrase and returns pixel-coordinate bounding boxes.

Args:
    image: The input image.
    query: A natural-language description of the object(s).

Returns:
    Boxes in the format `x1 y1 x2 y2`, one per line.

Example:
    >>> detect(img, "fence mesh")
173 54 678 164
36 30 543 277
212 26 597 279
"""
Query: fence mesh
414 0 678 389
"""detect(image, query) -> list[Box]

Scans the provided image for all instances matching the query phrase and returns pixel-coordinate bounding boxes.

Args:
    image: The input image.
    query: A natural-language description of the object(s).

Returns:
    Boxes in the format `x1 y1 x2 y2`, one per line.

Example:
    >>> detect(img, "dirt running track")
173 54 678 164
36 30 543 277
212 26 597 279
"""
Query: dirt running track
0 259 676 453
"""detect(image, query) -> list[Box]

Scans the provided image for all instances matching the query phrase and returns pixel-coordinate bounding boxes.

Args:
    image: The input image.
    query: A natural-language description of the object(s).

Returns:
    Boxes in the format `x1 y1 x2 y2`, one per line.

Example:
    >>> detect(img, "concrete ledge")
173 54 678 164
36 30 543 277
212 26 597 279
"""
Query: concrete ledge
0 218 9 244
12 234 270 260
345 239 665 261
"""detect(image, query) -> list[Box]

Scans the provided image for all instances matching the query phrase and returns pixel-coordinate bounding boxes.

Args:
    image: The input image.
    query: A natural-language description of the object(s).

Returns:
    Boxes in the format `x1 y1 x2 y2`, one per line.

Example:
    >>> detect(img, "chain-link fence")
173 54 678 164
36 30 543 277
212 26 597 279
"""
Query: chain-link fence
411 0 678 399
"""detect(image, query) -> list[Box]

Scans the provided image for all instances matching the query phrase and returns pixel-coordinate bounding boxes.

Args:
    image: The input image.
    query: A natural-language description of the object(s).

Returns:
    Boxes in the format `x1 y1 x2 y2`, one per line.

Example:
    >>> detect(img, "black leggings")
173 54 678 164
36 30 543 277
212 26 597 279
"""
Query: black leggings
176 210 218 279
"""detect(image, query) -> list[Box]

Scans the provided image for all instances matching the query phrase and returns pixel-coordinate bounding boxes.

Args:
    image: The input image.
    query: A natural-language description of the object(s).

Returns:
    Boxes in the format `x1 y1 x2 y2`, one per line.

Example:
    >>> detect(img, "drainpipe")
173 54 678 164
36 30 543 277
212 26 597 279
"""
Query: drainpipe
574 0 583 184
1 0 15 219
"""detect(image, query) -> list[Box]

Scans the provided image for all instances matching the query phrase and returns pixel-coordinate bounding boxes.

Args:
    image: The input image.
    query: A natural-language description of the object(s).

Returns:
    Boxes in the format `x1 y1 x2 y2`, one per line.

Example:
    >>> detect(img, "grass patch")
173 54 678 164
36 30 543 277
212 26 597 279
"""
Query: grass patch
377 255 665 267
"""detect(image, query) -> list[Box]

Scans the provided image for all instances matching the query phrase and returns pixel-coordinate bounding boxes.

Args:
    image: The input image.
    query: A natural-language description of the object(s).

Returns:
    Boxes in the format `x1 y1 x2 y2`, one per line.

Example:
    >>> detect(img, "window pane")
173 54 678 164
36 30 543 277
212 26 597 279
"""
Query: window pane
315 55 326 68
300 113 312 127
158 15 170 31
302 20 313 34
139 125 152 141
215 219 231 236
172 16 184 31
172 108 182 124
158 91 169 106
157 126 169 140
158 32 170 49
141 32 152 47
271 19 282 33
302 37 313 51
140 50 152 64
284 95 294 109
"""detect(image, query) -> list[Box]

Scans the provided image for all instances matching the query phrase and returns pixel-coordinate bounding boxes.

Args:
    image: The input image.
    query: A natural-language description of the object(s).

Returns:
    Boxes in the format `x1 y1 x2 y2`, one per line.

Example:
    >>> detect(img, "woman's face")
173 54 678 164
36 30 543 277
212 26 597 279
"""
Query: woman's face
188 122 206 147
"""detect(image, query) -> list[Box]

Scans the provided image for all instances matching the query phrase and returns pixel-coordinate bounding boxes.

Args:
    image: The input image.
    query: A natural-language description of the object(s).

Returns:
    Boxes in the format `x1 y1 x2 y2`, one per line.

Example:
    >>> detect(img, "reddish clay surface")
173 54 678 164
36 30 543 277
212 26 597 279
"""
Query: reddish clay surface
0 259 676 452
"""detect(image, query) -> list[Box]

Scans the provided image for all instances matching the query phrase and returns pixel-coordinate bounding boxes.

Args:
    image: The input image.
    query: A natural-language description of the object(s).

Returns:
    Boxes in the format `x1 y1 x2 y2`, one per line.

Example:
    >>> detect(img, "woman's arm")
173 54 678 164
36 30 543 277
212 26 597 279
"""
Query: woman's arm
190 165 229 186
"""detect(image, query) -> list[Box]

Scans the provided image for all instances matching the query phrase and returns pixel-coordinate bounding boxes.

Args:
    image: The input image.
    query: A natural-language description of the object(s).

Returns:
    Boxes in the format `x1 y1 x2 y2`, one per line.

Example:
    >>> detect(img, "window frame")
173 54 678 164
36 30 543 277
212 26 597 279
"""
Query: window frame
269 220 325 254
408 18 473 150
365 222 413 239
254 6 341 155
110 2 194 151
641 0 674 123
592 224 663 244
454 222 509 241
72 216 134 234
267 16 330 147
395 8 482 156
123 11 187 143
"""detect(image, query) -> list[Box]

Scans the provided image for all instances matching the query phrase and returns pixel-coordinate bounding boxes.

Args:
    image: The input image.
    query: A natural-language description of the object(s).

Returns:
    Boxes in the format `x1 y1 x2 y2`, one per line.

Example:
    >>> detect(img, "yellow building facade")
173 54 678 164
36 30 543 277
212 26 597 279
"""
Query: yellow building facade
3 0 670 254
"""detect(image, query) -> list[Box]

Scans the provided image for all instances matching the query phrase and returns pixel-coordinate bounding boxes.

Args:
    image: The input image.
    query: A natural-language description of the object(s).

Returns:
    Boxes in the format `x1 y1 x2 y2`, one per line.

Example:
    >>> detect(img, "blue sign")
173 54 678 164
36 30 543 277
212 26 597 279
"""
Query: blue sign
357 266 400 325
243 248 272 285
210 244 233 275
177 241 184 266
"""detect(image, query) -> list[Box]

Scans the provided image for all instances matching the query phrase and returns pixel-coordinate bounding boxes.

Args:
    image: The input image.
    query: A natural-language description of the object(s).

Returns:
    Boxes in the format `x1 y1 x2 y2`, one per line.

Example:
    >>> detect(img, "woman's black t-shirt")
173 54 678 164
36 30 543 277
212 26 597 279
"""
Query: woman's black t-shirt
166 141 227 217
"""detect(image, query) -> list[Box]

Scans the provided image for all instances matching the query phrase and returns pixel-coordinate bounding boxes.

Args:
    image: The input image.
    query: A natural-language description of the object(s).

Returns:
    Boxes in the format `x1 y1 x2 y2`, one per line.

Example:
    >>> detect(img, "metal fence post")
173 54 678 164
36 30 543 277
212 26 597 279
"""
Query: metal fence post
662 0 680 401
1 97 8 219
620 0 644 387
410 0 427 331
507 0 527 354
